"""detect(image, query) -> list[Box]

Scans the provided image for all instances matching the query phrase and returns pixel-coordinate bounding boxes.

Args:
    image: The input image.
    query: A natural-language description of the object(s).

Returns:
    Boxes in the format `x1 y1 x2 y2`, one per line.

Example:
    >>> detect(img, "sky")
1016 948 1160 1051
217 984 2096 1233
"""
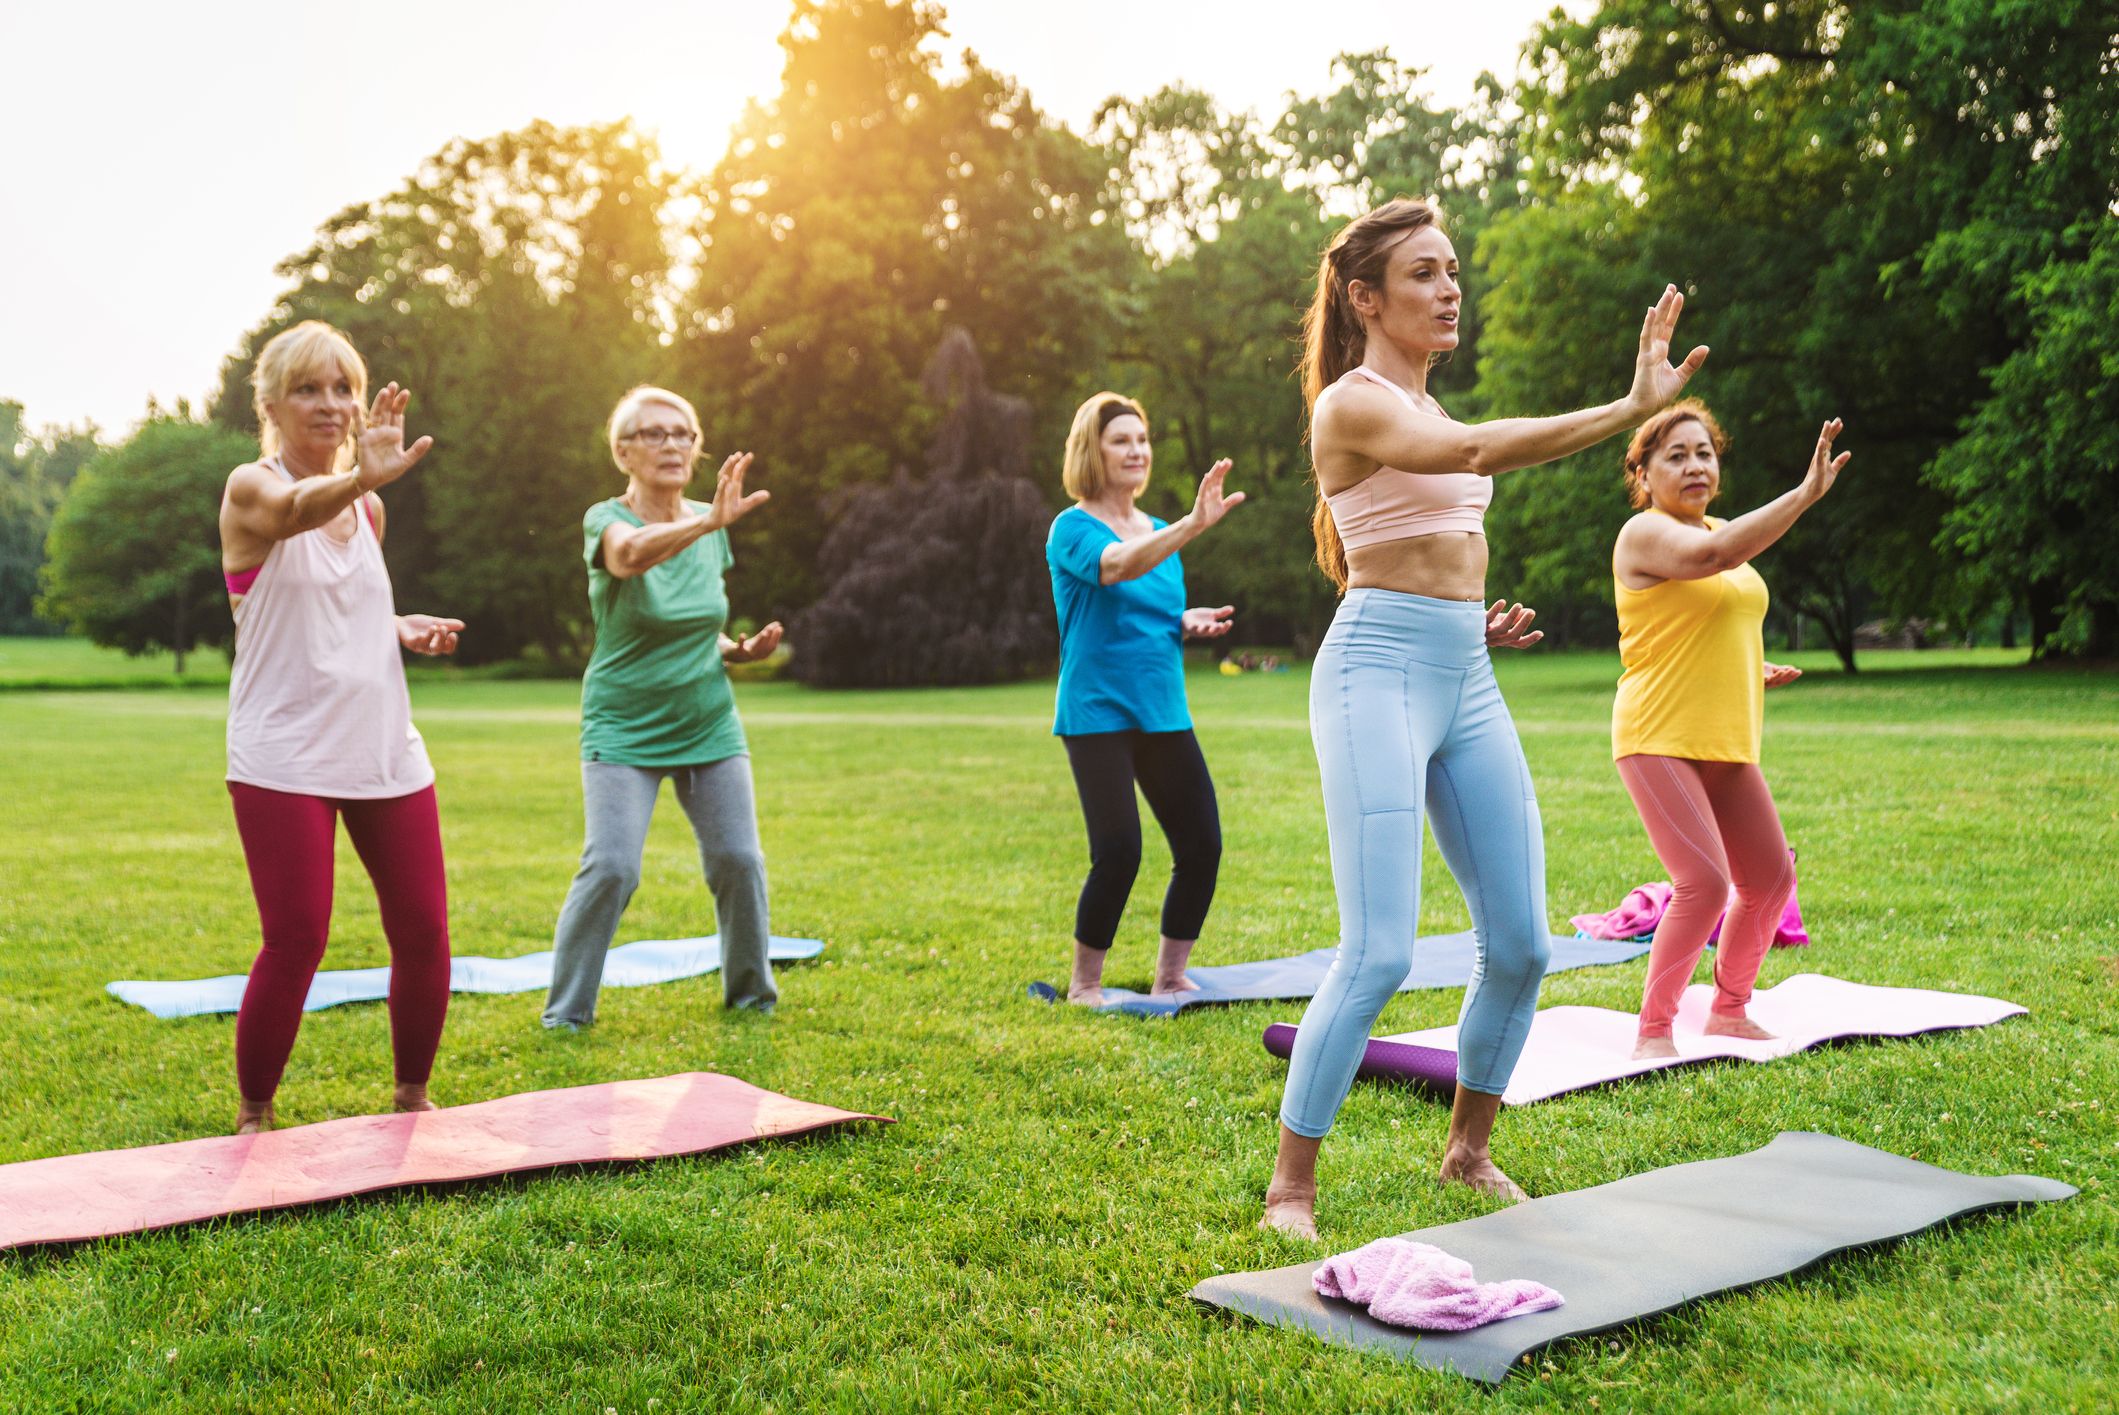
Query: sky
0 0 1576 436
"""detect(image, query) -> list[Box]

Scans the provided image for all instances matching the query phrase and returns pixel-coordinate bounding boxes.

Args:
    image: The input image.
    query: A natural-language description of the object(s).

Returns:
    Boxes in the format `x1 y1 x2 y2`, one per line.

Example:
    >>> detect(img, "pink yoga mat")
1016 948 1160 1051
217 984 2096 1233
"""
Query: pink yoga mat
0 1072 887 1252
1395 974 2024 1105
1264 975 2027 1106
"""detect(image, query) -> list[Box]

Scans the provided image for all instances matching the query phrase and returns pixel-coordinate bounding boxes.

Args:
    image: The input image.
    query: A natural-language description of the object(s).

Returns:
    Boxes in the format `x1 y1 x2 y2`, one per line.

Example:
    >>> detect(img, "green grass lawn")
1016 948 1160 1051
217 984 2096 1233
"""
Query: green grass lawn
2 648 2113 1411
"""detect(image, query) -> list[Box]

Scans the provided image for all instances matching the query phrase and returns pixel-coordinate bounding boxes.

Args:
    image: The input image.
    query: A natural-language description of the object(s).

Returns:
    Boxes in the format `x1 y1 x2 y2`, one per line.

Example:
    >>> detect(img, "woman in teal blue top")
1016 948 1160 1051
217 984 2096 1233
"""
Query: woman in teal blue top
1047 392 1244 1005
543 386 785 1029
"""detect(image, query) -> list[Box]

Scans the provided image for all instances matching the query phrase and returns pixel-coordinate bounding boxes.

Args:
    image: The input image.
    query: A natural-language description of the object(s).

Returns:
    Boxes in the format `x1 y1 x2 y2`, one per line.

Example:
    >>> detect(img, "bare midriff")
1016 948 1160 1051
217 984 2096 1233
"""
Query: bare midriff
1345 530 1488 602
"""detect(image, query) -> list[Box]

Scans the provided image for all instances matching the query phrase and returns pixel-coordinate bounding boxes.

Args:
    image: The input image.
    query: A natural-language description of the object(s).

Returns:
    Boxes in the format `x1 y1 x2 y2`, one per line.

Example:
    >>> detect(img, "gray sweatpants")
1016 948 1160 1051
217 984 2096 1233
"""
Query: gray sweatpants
542 755 776 1027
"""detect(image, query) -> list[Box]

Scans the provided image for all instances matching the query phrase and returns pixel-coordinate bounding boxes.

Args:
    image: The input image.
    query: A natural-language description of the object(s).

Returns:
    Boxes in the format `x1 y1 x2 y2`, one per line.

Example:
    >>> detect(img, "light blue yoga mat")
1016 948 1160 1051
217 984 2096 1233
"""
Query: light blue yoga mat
1026 931 1648 1017
108 936 826 1020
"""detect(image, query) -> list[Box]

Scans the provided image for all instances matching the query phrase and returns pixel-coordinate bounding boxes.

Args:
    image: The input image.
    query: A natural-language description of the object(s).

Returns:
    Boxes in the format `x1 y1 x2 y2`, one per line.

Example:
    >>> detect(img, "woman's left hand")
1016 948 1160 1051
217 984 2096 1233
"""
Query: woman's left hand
1182 605 1235 639
1764 661 1802 688
398 614 464 655
724 621 784 663
1484 600 1543 650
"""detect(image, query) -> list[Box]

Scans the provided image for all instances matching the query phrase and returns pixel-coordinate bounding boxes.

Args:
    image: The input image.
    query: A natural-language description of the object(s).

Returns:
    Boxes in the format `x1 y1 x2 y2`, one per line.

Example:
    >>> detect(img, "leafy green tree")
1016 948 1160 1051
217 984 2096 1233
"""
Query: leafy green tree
0 403 99 635
676 0 1136 617
39 417 255 670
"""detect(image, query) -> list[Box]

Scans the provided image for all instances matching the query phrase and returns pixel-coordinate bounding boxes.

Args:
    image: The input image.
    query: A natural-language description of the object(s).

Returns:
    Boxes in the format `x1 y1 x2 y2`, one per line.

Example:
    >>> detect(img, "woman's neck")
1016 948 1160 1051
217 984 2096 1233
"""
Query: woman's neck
626 481 687 522
1079 489 1141 525
1358 339 1433 399
279 444 334 480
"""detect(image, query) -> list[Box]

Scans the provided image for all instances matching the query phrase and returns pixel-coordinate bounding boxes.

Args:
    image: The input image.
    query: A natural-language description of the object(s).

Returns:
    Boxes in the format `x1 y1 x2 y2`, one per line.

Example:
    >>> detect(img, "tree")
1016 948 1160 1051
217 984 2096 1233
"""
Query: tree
791 328 1057 686
676 0 1136 617
212 121 677 662
39 417 255 671
0 403 99 635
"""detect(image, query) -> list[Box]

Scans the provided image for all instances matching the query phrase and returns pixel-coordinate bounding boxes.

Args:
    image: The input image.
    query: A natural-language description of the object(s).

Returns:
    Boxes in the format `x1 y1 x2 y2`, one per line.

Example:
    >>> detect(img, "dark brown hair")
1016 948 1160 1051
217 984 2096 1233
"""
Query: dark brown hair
1622 399 1728 509
1300 199 1441 590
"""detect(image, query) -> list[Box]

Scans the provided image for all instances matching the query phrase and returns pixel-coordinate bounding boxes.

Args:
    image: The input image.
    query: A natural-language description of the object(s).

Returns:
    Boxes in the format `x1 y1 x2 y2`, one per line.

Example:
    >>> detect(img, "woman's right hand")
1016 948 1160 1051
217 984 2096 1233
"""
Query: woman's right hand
355 384 433 491
1625 285 1710 417
704 452 770 530
1799 418 1852 504
1189 459 1244 531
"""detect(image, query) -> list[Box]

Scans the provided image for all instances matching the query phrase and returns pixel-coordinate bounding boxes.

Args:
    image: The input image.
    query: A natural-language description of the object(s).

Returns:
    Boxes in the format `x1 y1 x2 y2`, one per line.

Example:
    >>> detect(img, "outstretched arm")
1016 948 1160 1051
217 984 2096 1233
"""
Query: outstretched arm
1099 460 1244 584
223 384 433 544
603 453 768 579
722 620 784 663
1317 285 1709 481
1617 419 1851 586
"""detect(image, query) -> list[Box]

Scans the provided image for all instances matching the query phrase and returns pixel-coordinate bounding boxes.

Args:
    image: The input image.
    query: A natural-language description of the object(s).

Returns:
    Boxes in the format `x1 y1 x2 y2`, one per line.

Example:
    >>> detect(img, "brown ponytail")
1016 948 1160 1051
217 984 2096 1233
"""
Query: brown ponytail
1300 199 1440 591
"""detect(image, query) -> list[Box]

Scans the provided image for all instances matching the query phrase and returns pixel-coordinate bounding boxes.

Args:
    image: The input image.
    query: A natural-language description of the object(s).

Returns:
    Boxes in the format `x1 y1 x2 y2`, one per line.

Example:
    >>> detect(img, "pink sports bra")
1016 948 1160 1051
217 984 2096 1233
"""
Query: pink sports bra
1322 367 1492 549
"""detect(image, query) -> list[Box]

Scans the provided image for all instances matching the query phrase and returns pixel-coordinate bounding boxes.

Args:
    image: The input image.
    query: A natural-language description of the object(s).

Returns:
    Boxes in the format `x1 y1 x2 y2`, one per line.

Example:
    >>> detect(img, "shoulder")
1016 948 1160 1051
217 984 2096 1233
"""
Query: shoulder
584 497 633 531
1049 505 1102 541
224 459 276 495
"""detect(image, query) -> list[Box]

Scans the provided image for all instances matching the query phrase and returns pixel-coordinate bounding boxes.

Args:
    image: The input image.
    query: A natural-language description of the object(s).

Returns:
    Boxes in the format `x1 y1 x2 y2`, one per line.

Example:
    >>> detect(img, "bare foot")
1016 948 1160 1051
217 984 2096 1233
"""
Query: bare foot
1437 1145 1528 1203
1632 1035 1680 1061
235 1099 274 1135
1259 1184 1319 1240
1065 984 1105 1007
1703 1014 1777 1042
1149 974 1202 997
393 1082 439 1114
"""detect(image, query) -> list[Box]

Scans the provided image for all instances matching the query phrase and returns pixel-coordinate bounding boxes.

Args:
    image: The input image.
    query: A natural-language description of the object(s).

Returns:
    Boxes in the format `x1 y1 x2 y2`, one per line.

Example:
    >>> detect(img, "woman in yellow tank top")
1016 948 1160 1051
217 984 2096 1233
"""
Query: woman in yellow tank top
1611 400 1850 1060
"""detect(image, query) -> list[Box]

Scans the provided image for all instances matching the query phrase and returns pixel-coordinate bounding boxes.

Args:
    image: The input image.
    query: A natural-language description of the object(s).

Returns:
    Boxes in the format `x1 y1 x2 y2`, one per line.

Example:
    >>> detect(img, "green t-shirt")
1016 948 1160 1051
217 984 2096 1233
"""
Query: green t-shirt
579 498 747 767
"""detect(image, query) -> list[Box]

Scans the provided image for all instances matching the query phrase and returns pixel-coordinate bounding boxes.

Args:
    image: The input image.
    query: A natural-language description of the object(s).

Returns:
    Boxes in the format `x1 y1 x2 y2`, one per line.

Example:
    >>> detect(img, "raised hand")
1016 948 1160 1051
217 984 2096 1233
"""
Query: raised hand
1484 600 1543 650
1627 285 1710 415
1799 418 1851 504
704 452 770 530
357 384 434 491
397 614 464 656
1764 661 1803 689
1182 605 1235 640
723 620 784 664
1189 459 1245 531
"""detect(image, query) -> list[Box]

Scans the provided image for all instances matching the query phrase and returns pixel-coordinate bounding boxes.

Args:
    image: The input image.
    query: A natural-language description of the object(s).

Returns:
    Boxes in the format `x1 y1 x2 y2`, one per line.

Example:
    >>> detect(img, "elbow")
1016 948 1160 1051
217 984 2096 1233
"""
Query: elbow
1457 435 1499 479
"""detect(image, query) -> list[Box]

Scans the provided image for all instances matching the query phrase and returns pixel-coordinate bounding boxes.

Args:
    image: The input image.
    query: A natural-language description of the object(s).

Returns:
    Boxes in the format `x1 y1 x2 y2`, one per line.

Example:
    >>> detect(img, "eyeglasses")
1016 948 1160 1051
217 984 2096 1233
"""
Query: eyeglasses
625 428 699 448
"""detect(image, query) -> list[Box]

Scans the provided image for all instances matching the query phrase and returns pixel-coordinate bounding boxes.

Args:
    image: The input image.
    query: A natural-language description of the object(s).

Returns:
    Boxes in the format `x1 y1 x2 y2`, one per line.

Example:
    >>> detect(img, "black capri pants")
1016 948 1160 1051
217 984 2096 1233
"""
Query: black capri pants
1061 728 1222 951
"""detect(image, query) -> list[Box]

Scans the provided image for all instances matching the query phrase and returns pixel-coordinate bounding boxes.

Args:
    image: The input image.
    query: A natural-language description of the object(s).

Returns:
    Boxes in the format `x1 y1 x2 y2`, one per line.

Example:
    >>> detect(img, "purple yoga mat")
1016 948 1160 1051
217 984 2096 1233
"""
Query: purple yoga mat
1262 974 2027 1105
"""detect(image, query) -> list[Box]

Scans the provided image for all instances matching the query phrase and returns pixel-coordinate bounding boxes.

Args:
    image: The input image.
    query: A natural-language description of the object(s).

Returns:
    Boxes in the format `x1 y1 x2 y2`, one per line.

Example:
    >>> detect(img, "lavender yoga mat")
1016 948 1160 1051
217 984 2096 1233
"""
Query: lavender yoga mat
108 935 825 1019
1191 1131 2074 1384
1261 974 2028 1104
1027 932 1647 1017
0 1073 887 1252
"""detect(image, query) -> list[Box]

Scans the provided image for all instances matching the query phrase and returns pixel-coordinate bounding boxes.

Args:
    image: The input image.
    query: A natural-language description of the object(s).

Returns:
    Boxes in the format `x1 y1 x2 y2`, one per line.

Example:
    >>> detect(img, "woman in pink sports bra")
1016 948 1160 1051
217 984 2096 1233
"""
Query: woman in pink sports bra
216 320 465 1134
1263 199 1710 1237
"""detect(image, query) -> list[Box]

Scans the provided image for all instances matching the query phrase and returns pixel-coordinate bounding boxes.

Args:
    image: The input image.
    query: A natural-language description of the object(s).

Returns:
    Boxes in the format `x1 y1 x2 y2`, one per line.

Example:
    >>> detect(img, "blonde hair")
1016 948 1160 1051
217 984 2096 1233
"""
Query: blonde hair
1062 392 1148 500
1623 399 1728 509
1299 199 1443 591
252 321 368 472
607 386 704 472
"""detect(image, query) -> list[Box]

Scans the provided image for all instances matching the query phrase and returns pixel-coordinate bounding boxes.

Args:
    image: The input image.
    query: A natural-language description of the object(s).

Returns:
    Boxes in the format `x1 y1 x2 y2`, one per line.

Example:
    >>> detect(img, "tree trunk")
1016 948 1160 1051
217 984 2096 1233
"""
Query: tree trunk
2027 579 2062 658
172 589 188 676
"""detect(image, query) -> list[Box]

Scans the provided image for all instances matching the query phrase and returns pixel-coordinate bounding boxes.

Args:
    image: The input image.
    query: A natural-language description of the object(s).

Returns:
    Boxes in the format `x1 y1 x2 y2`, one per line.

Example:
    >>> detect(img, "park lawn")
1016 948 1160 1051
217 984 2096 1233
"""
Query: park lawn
1 650 2113 1412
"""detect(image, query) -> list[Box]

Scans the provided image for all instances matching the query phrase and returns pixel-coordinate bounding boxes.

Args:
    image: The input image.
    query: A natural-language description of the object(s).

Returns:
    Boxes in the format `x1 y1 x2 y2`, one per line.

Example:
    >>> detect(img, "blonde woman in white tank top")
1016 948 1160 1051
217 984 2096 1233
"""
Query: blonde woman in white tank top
216 321 465 1134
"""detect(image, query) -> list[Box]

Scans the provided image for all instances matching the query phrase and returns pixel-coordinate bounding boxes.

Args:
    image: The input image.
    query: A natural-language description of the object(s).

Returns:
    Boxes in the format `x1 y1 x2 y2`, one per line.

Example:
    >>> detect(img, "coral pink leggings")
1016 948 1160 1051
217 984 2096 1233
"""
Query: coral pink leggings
229 782 451 1103
1615 755 1793 1039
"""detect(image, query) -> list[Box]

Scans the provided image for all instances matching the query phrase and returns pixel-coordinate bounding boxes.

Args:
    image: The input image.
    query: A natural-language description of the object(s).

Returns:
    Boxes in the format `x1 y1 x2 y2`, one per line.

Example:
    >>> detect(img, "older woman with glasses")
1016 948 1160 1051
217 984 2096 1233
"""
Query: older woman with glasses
542 386 785 1029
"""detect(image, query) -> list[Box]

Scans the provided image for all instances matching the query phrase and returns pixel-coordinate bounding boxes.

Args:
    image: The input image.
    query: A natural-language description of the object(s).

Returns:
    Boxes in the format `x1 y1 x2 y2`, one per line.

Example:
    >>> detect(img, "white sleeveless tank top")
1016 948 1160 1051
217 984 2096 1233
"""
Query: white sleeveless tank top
225 459 434 798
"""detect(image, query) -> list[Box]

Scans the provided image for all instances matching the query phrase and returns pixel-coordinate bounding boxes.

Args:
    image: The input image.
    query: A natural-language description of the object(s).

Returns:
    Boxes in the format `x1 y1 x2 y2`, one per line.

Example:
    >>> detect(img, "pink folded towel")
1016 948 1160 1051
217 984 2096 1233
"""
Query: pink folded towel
1570 857 1809 947
1311 1238 1564 1331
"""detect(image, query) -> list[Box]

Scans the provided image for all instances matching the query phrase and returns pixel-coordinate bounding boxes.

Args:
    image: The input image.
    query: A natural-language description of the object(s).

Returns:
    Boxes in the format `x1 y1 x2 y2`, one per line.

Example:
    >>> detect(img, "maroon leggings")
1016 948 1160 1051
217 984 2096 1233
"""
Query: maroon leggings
229 782 451 1103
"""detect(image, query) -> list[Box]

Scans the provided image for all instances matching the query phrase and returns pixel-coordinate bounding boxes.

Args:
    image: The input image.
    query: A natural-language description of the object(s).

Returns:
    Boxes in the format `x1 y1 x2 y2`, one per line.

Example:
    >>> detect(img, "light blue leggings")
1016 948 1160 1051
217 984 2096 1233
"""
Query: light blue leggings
1280 589 1551 1138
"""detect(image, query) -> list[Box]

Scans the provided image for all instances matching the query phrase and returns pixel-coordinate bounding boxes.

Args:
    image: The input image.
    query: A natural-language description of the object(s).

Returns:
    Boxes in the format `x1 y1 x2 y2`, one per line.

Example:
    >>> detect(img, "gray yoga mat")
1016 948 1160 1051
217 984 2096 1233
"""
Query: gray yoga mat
1190 1131 2073 1385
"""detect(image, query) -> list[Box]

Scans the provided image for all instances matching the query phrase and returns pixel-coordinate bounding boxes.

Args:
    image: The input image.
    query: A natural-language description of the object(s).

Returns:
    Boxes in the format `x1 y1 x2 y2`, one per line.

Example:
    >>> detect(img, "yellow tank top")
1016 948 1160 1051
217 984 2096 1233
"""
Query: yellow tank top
1612 513 1768 763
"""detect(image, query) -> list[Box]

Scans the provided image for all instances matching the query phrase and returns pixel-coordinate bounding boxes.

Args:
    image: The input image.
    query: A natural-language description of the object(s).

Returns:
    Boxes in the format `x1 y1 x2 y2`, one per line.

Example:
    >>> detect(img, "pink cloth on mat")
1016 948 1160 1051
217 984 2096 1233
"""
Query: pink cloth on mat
1311 1238 1564 1331
1569 863 1808 947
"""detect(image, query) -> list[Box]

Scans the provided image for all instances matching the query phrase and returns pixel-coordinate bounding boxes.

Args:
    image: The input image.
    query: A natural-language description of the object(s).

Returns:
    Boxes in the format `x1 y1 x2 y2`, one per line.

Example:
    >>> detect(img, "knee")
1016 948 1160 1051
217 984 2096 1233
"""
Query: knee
1173 829 1221 877
1495 927 1552 988
1670 862 1731 906
704 845 767 891
1088 836 1142 881
1339 935 1416 1009
577 848 642 901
